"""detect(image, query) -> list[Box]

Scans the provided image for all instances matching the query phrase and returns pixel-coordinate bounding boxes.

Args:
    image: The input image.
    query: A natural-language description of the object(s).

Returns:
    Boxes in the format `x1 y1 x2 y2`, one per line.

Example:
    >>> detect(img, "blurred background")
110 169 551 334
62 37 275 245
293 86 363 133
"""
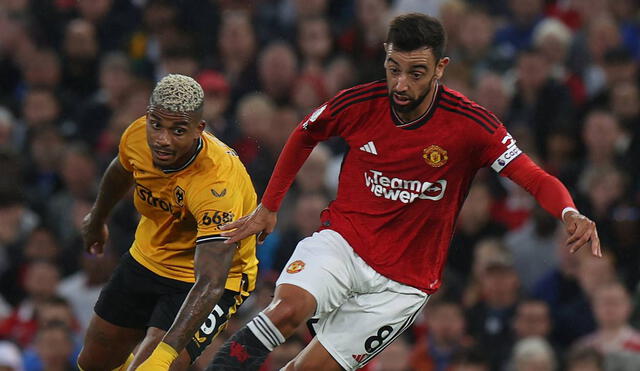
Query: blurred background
0 0 639 370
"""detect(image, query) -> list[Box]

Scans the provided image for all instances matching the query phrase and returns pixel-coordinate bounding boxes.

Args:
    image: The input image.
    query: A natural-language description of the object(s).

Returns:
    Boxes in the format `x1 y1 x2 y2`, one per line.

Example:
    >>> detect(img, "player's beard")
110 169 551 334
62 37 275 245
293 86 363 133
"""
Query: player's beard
390 75 436 114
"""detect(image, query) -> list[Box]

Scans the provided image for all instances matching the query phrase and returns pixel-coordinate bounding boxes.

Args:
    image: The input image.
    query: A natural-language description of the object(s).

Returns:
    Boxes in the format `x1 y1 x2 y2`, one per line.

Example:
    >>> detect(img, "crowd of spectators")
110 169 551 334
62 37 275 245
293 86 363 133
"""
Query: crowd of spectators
0 0 639 370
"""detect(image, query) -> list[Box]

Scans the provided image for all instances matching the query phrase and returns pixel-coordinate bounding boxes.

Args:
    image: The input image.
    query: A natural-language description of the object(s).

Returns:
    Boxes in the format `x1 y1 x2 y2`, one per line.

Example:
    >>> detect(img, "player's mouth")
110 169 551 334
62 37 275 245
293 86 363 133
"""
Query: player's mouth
153 148 175 161
392 93 412 106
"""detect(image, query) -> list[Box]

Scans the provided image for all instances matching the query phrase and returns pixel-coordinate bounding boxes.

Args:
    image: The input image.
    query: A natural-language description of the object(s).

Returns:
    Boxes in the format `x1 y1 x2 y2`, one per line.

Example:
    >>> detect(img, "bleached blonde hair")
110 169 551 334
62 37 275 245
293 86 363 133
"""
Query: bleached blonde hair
150 74 204 113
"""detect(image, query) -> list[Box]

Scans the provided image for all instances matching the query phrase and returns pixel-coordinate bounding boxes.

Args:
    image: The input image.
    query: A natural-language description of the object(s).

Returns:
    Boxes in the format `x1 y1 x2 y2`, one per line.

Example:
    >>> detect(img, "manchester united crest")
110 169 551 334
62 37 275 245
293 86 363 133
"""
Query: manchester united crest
286 260 306 274
423 145 448 167
174 186 185 207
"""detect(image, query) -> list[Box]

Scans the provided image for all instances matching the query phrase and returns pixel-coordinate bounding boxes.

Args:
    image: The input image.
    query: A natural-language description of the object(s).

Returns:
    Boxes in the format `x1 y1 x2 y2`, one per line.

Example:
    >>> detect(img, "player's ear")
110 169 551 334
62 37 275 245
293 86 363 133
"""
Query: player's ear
197 120 206 133
434 57 450 80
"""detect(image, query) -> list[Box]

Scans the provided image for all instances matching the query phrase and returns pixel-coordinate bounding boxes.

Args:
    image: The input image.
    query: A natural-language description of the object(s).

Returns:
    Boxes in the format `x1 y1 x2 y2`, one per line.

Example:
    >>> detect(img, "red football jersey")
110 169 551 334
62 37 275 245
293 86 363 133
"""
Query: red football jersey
267 80 524 293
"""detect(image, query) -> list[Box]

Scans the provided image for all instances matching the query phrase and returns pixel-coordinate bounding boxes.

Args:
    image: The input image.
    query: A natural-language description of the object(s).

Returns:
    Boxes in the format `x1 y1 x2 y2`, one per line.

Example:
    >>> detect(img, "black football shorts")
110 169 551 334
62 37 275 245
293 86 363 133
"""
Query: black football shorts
94 252 248 361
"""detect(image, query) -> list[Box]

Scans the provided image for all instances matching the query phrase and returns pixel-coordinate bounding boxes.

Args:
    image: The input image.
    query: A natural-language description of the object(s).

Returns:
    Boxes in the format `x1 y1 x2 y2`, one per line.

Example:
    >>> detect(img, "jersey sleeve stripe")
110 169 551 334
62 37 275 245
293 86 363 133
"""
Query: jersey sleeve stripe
331 93 388 117
442 91 500 128
437 104 495 133
440 95 499 129
195 235 229 244
329 85 387 109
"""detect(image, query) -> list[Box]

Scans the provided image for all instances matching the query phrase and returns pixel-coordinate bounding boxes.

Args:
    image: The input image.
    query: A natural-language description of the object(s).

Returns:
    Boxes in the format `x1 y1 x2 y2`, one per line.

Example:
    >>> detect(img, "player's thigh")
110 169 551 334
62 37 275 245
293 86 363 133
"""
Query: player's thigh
79 314 145 371
275 230 357 316
281 337 343 371
148 289 248 364
312 288 429 371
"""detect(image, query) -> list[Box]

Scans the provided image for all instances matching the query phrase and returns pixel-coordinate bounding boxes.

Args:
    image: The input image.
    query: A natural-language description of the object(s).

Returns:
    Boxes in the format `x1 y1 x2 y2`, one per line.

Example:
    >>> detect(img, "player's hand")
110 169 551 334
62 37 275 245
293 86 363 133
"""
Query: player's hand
135 342 178 371
81 212 109 256
220 203 277 245
563 211 601 257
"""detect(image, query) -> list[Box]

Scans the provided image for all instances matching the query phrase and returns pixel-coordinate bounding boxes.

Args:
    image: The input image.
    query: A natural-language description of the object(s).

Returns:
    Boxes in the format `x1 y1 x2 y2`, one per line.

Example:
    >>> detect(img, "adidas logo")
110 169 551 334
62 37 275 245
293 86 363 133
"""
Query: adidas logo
359 141 378 155
352 353 368 363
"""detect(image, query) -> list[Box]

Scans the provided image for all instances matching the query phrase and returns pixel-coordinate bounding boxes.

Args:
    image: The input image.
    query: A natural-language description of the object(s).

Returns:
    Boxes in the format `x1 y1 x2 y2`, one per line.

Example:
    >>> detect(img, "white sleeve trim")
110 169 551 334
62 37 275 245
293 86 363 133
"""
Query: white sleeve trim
561 207 579 220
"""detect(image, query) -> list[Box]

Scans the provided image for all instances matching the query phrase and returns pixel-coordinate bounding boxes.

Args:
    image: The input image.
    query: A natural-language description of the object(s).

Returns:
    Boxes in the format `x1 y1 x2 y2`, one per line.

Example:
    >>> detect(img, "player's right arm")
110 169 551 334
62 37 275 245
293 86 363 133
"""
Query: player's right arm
81 157 134 255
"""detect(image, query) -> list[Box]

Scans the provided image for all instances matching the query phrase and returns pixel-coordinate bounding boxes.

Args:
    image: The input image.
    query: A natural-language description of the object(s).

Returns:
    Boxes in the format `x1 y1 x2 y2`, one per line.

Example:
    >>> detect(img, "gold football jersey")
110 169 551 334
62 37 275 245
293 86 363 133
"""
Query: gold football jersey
118 116 257 294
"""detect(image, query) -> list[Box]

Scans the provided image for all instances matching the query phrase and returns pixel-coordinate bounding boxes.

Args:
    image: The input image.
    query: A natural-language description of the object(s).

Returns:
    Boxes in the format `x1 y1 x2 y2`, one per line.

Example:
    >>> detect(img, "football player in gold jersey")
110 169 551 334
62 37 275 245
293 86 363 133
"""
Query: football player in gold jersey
77 74 258 371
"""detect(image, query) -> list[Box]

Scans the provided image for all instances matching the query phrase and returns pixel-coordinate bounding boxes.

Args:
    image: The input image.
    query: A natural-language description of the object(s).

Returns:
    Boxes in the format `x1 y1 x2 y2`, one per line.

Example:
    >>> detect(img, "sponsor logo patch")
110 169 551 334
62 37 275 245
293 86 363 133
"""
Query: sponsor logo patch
423 145 448 167
286 260 306 274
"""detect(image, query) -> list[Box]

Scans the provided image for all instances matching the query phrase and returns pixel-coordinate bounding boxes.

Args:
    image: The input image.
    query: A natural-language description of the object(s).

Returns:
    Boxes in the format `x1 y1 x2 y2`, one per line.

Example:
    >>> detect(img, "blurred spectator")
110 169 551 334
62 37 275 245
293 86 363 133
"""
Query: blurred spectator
368 335 413 371
512 299 552 341
0 108 17 152
472 72 511 121
57 250 117 334
0 260 61 348
258 41 299 105
505 206 560 292
233 93 277 196
29 321 78 371
493 0 544 64
46 144 97 252
461 238 511 309
576 281 640 354
448 181 507 281
272 192 328 273
337 0 390 83
61 19 99 97
533 18 586 107
510 337 556 371
211 9 258 105
0 193 39 305
410 300 473 371
74 52 134 147
197 69 233 143
296 16 334 74
506 47 575 159
465 259 521 370
565 345 604 371
448 347 490 371
0 340 23 371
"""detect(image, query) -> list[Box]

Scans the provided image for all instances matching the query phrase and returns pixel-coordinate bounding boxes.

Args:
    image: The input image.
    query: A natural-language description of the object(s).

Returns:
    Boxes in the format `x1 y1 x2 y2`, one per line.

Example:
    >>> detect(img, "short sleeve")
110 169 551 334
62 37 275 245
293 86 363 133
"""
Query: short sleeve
188 181 246 245
478 124 523 173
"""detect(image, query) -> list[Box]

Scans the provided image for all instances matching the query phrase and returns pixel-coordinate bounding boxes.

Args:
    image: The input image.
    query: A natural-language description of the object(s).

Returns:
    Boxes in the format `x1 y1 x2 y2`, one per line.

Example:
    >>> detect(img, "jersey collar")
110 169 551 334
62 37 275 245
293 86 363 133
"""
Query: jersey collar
390 82 442 130
161 137 203 174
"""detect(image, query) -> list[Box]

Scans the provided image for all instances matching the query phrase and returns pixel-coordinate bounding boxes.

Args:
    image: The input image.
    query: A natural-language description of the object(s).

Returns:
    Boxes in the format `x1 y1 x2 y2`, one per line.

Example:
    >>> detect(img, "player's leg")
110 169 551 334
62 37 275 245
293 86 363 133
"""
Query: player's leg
301 280 429 371
209 230 356 370
78 314 144 371
280 337 343 371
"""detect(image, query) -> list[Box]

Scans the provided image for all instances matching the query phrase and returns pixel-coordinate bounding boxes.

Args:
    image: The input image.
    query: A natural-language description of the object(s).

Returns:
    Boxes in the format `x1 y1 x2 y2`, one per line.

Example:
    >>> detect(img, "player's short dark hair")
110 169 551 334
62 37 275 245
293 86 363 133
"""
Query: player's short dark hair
386 13 447 60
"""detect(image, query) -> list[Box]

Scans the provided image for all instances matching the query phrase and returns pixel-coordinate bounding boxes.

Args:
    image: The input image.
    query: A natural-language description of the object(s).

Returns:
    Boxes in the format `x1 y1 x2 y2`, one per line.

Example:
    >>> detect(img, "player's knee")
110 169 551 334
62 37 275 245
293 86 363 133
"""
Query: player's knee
264 298 311 331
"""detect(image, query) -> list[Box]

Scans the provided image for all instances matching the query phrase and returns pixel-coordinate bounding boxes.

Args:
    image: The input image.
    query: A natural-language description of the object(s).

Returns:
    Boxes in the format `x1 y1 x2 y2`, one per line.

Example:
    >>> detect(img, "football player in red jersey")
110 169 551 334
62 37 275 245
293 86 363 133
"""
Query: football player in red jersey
207 13 600 371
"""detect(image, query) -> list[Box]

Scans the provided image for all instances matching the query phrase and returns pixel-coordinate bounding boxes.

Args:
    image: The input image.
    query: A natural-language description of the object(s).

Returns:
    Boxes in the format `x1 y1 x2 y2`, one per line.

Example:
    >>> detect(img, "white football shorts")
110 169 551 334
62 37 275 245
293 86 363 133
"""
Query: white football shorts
276 229 429 370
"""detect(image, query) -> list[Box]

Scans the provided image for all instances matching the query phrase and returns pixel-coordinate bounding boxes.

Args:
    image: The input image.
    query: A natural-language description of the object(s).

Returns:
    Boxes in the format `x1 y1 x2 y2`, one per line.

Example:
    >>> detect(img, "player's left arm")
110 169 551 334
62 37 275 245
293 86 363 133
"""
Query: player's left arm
500 154 601 257
136 240 235 370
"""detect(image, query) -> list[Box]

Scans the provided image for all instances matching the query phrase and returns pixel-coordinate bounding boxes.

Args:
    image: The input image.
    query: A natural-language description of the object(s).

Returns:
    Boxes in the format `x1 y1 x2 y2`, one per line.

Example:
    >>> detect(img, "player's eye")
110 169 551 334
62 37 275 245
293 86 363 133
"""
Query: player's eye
412 72 423 79
173 128 186 135
150 121 161 129
388 67 400 75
